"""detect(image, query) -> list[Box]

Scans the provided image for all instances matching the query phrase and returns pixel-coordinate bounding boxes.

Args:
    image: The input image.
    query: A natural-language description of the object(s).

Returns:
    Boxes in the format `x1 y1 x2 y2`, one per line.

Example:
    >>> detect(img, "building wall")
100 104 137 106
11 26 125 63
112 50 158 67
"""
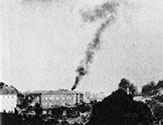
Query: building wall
41 91 83 109
0 94 17 113
79 93 83 103
41 93 61 108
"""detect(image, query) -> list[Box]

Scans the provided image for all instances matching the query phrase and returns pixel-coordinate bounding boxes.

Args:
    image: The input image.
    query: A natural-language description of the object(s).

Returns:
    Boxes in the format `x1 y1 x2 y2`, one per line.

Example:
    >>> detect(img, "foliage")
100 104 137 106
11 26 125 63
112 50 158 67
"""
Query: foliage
141 80 163 97
118 78 138 96
51 106 66 118
152 104 163 121
77 103 91 113
156 80 163 89
34 103 42 116
141 81 157 97
145 95 163 123
87 89 153 125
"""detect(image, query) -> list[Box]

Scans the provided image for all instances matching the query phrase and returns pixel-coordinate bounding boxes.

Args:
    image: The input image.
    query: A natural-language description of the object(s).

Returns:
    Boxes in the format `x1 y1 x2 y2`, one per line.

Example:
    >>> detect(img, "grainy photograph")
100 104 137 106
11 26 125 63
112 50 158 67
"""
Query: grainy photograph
0 0 163 125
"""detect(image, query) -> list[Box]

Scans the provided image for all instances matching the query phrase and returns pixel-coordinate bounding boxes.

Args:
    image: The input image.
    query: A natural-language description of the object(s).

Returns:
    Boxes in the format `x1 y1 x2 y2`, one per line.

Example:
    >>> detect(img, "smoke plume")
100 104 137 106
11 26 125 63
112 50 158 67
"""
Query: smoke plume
71 1 119 90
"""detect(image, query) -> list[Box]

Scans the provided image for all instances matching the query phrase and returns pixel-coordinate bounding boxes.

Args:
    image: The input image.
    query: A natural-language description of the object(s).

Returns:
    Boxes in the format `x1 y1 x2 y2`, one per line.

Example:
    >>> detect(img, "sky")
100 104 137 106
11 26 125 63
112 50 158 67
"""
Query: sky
0 0 163 95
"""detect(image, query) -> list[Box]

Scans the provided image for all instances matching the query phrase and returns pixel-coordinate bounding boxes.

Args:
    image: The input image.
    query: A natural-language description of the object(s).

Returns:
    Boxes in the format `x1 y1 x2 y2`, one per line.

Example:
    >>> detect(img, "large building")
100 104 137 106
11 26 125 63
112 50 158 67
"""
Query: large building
0 94 17 113
41 89 83 109
26 89 83 109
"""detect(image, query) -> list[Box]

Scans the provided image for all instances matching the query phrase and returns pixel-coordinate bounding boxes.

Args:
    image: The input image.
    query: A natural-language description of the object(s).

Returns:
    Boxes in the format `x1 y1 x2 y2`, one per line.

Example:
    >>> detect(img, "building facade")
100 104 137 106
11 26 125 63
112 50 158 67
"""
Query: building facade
41 89 83 109
0 94 17 113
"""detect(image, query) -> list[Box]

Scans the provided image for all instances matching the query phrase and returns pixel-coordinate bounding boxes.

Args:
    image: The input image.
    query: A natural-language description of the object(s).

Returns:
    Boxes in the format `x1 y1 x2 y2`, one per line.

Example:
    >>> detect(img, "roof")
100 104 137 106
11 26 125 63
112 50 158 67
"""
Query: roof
0 94 17 96
25 89 83 95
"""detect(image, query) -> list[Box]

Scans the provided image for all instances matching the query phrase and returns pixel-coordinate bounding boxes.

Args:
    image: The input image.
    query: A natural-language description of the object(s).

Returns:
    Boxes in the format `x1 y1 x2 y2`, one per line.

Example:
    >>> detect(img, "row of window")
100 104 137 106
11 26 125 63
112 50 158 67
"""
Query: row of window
42 102 73 107
42 96 74 100
1 96 16 98
43 93 75 96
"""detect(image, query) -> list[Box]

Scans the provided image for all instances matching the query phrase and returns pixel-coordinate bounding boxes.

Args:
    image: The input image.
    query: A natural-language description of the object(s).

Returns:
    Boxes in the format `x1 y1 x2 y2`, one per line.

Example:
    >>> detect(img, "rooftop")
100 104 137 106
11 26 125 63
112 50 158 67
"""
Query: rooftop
24 89 83 95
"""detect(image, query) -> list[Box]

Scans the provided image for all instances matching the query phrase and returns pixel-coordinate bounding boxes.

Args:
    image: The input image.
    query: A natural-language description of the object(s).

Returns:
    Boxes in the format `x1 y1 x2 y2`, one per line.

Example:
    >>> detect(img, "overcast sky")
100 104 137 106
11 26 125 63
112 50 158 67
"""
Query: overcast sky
0 0 163 95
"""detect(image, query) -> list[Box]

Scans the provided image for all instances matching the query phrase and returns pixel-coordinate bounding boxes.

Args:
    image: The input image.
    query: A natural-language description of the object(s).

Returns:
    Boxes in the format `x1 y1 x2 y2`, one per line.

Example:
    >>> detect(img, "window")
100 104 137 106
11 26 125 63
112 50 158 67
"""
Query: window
56 97 59 100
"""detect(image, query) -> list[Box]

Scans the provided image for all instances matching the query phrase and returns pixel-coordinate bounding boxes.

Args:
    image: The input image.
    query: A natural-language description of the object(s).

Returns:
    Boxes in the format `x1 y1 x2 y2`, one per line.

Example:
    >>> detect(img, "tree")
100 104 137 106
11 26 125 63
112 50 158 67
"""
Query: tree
141 81 158 97
118 78 130 90
153 104 163 122
118 78 138 96
87 89 153 125
145 95 163 124
129 83 138 96
34 103 42 116
156 80 163 89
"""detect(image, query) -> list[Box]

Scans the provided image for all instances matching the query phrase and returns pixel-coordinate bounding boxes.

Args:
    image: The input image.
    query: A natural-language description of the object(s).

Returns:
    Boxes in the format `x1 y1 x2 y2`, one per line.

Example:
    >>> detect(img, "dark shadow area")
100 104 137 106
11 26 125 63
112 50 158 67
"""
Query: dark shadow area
87 89 153 125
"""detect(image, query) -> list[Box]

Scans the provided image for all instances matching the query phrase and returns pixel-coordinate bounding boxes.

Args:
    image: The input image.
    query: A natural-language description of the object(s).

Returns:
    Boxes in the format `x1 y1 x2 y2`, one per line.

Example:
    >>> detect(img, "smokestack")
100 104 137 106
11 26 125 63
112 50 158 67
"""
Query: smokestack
71 2 119 91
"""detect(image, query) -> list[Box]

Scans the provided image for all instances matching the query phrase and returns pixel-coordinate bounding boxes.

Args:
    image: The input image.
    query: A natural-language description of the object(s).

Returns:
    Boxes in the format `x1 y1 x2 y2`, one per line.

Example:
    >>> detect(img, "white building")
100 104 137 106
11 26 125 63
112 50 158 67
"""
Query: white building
0 94 17 113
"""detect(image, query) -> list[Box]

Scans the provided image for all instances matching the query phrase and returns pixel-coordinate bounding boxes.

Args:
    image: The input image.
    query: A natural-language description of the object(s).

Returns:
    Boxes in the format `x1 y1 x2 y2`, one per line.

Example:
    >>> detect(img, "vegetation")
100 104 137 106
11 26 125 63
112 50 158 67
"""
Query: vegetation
1 102 92 125
118 78 138 96
141 80 163 124
87 89 153 125
141 80 163 97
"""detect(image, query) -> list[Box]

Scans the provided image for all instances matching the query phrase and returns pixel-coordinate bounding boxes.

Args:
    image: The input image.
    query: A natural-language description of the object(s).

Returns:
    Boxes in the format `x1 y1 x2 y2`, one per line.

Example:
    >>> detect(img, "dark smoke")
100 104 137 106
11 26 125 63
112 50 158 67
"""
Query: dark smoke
71 66 87 90
71 2 119 91
80 1 118 23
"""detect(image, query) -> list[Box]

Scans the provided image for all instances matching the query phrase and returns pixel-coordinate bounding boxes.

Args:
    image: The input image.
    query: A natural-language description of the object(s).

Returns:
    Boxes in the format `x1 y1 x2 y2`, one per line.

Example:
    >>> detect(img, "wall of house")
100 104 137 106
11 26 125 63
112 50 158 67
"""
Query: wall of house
0 94 17 113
